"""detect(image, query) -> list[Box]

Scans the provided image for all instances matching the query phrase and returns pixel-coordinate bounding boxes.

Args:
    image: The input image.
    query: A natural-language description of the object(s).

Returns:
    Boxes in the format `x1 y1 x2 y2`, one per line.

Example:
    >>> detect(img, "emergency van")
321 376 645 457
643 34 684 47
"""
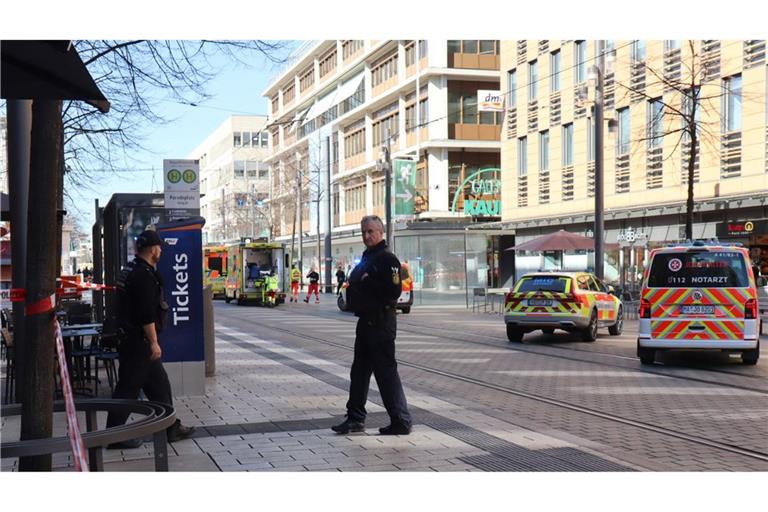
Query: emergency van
224 241 287 306
203 245 228 299
503 272 623 342
637 241 759 365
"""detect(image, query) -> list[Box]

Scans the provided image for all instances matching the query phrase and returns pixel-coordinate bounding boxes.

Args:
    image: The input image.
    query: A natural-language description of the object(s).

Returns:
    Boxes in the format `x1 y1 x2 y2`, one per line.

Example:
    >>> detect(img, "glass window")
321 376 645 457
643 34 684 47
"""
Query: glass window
587 117 594 161
550 51 560 92
539 130 549 171
419 98 429 125
605 40 615 58
664 40 681 52
575 41 587 83
632 40 646 61
507 69 517 108
251 132 260 147
233 132 242 147
463 94 477 124
724 75 742 132
588 276 601 292
516 275 569 293
562 123 573 166
617 107 630 155
259 169 269 179
447 40 461 54
648 98 664 148
647 251 749 288
241 131 251 147
528 60 538 102
261 131 269 147
479 40 495 55
517 137 527 177
462 40 477 54
479 110 496 125
448 91 461 123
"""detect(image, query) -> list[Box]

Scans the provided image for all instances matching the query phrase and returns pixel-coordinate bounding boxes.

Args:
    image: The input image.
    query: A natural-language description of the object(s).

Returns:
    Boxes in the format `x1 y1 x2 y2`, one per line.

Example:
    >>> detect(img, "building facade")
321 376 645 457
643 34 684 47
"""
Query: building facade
187 116 271 244
263 40 502 304
501 40 768 290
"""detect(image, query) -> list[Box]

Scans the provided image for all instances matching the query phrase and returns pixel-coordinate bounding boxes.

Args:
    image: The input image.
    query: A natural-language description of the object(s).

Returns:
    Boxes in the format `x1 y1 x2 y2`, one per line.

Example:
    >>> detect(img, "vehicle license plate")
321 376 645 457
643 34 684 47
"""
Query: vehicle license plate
681 305 715 315
529 299 552 307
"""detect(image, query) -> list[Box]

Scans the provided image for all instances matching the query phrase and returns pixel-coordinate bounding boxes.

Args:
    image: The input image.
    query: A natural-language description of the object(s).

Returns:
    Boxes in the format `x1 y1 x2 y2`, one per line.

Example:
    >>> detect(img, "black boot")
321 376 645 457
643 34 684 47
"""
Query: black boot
378 423 411 435
331 418 365 434
167 419 195 442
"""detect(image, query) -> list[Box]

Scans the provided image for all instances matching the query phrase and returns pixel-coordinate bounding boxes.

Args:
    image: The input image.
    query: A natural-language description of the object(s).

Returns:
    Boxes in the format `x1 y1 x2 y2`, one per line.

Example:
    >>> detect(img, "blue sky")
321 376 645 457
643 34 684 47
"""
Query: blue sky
66 47 294 230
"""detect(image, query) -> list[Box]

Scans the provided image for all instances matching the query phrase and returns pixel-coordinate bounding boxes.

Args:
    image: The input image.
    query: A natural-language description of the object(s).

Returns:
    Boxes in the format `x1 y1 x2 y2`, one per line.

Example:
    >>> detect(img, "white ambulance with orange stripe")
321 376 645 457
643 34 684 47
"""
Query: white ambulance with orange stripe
504 272 623 343
637 241 759 365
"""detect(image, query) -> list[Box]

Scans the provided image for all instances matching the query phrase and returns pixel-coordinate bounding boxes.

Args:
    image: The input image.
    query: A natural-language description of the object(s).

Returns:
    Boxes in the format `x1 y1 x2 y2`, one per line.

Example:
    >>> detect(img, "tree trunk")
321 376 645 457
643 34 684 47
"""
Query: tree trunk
685 129 697 241
19 99 62 472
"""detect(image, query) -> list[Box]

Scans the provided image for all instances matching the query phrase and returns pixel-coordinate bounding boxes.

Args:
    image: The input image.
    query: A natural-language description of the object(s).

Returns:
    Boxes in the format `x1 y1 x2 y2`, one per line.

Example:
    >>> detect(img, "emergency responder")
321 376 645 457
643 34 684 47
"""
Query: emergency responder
265 269 279 306
105 229 195 448
304 267 320 303
289 263 302 302
331 215 412 435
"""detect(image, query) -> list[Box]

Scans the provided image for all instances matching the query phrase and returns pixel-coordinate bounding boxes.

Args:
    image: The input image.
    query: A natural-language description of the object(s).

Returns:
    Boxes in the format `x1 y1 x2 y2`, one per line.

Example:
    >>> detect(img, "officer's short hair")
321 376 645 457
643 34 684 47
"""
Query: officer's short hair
360 215 384 233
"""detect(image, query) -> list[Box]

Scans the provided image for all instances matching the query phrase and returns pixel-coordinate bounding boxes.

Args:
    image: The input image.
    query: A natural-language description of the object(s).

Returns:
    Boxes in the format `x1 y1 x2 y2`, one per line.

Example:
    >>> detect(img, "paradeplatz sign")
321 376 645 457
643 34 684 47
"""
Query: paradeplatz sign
164 159 200 210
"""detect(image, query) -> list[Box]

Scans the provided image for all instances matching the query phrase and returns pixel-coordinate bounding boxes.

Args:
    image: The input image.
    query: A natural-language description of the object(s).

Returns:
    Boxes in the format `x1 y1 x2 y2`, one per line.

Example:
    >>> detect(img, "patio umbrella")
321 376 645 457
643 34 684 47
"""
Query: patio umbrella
506 229 600 251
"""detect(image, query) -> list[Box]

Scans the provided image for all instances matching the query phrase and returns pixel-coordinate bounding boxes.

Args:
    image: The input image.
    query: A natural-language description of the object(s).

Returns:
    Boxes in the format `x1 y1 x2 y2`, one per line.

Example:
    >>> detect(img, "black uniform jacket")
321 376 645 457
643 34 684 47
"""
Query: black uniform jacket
346 240 401 315
116 256 163 338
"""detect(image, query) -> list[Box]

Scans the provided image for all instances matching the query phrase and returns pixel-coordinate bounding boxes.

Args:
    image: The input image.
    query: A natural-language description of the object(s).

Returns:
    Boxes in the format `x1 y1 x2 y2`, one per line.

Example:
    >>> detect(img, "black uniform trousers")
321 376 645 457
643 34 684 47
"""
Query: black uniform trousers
105 339 174 429
346 309 411 427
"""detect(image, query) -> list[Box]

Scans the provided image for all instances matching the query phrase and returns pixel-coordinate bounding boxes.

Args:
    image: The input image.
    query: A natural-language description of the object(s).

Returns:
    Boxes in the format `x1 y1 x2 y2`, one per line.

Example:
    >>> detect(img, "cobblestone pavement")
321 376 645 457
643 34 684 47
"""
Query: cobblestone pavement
3 295 767 471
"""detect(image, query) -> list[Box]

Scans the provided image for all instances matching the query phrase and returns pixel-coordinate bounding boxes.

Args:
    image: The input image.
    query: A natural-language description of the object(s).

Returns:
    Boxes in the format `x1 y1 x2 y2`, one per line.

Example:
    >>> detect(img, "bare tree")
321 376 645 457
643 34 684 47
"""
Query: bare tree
62 40 291 199
611 40 757 240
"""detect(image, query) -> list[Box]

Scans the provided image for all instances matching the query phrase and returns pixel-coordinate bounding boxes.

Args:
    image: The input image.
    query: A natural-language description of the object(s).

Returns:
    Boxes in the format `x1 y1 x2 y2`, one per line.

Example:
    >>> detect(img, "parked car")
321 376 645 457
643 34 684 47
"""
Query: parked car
503 272 624 342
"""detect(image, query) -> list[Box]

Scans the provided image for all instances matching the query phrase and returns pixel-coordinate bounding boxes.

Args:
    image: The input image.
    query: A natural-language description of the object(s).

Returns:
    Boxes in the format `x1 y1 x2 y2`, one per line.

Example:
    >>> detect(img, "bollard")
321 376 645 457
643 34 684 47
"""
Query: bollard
203 285 215 377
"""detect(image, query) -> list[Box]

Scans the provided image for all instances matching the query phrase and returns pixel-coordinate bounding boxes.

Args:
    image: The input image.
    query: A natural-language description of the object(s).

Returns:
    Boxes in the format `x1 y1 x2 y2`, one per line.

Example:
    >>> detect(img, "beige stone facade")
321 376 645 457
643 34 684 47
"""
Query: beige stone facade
263 40 502 277
501 40 768 224
187 116 271 244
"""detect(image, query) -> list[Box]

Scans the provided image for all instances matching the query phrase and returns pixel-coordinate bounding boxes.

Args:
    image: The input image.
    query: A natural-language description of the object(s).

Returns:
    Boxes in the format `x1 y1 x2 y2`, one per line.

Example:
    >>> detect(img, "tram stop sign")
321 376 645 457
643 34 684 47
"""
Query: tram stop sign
393 159 416 217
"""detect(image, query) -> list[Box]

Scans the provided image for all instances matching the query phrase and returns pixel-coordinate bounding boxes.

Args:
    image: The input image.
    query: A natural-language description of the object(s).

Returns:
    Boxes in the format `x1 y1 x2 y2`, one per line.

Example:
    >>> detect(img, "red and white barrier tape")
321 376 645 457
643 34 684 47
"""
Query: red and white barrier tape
57 278 115 292
53 318 90 472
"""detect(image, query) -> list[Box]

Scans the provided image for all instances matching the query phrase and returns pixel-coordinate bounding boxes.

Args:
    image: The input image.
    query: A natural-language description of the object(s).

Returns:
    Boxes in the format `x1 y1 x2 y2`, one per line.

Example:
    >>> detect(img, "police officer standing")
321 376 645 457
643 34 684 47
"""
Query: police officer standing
332 215 412 435
106 229 195 448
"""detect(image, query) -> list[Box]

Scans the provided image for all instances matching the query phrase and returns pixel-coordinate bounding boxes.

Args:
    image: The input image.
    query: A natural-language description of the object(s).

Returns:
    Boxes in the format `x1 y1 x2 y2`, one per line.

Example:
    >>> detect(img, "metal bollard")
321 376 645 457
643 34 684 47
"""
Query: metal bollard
203 285 215 377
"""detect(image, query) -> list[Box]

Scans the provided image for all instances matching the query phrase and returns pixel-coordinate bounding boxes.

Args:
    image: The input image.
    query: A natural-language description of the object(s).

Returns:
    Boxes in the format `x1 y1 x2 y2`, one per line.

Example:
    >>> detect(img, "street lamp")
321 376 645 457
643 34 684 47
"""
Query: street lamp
588 41 606 280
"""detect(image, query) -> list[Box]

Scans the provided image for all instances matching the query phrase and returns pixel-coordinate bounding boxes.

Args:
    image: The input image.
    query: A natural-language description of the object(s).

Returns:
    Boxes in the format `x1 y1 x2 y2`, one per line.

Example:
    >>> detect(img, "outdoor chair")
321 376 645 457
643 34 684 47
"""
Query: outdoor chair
471 287 488 313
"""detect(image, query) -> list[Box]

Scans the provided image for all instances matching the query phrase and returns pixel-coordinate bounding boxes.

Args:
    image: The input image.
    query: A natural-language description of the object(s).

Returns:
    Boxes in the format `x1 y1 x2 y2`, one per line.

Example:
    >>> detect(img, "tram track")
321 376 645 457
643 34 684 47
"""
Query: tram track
255 306 768 394
223 313 768 465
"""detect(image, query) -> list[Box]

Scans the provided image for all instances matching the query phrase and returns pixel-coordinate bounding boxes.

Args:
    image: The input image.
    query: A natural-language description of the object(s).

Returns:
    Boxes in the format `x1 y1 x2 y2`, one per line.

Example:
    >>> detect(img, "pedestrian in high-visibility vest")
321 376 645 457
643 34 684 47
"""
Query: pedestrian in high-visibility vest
290 264 302 302
304 267 320 303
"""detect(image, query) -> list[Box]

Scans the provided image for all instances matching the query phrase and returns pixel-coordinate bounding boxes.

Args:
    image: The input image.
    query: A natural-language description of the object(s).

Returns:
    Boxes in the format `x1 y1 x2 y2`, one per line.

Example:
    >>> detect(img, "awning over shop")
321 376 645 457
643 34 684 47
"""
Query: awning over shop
302 72 365 123
1 40 110 113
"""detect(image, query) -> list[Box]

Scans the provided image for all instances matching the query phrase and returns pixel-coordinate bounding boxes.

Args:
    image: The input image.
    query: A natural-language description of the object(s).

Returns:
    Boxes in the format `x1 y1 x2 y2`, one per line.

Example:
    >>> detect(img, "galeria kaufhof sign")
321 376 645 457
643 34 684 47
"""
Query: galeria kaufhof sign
450 167 501 217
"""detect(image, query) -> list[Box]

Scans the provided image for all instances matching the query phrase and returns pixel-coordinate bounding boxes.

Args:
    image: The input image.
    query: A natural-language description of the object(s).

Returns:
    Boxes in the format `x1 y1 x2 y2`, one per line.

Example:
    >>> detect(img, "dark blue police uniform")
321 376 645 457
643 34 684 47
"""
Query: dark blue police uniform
343 240 412 430
105 255 174 429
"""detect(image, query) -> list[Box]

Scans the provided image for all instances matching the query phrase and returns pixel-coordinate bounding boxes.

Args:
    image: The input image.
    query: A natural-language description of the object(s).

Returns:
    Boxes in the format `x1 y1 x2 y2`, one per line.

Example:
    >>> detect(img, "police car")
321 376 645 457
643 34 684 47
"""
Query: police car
637 241 759 365
337 263 414 314
503 272 623 342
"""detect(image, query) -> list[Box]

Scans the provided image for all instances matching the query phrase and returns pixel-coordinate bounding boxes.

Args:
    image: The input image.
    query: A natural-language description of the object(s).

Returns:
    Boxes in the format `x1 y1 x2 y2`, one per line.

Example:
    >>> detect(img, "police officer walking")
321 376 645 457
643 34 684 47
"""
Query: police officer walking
106 229 195 448
332 215 412 435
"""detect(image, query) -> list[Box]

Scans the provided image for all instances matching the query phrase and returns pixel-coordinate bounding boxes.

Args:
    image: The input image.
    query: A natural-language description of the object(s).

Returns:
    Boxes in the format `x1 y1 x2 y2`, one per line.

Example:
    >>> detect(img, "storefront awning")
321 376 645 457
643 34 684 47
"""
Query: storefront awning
304 90 337 121
333 72 364 106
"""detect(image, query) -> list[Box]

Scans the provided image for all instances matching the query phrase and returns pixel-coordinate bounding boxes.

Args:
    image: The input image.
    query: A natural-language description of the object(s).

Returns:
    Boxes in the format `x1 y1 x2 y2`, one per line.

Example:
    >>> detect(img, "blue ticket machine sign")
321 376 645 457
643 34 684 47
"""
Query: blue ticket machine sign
156 217 206 394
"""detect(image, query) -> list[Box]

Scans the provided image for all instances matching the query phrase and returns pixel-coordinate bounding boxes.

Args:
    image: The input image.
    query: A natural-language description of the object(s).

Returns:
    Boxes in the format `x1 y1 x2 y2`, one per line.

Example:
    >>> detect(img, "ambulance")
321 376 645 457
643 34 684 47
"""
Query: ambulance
224 241 287 306
203 245 228 299
637 241 759 365
503 272 624 342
